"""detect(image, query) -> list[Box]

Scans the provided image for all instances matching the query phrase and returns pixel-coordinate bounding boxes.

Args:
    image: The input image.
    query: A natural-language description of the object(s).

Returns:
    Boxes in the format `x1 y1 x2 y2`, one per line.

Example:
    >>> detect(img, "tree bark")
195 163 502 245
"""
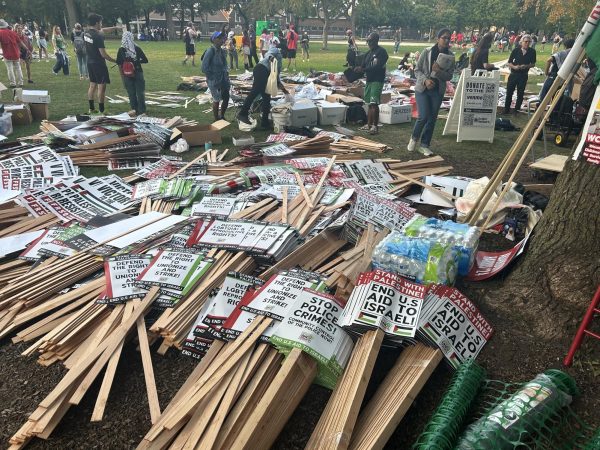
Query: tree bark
350 0 356 34
64 0 78 29
491 158 600 338
165 1 176 40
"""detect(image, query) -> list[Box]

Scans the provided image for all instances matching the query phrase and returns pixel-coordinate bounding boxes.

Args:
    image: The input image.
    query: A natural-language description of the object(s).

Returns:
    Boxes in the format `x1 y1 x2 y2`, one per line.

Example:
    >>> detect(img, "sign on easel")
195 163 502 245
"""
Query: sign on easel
443 69 500 143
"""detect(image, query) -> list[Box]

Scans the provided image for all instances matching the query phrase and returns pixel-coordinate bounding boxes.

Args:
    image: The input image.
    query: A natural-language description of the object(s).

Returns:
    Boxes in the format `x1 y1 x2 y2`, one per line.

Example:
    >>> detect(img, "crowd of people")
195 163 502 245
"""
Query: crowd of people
1 14 589 159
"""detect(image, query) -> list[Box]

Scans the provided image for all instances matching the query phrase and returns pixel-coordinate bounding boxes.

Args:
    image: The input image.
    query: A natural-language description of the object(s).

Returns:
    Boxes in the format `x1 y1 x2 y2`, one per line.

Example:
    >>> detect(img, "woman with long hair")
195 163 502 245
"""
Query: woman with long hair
15 24 34 83
470 32 497 74
407 28 455 156
51 25 69 75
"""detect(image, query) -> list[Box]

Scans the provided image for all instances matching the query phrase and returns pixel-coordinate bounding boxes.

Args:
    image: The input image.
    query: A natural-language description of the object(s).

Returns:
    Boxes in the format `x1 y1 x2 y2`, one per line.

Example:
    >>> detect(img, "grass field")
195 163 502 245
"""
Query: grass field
3 40 566 181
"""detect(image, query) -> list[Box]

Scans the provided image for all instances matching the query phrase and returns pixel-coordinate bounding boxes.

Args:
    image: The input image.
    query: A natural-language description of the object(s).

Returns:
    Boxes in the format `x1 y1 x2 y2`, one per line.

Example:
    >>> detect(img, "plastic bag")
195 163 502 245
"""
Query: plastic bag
265 59 279 97
170 138 189 153
238 116 257 132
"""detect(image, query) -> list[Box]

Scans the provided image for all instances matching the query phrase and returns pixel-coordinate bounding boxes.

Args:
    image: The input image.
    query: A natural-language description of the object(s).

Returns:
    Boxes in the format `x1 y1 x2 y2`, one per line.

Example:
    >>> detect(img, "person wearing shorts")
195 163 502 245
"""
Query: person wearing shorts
182 22 197 66
286 25 298 71
84 13 116 114
202 31 230 120
354 33 388 135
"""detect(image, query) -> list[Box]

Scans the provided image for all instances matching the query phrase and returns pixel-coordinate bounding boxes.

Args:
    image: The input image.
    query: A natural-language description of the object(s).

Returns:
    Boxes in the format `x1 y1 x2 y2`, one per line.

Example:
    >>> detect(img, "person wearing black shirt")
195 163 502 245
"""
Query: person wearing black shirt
470 32 497 74
248 25 258 67
84 13 116 114
354 32 388 135
116 31 148 115
503 34 536 114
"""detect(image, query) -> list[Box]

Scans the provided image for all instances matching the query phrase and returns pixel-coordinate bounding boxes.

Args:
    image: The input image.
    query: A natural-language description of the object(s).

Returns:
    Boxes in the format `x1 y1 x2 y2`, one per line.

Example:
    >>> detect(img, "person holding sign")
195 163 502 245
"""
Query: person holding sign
408 29 455 156
202 31 230 121
502 34 536 115
354 32 388 135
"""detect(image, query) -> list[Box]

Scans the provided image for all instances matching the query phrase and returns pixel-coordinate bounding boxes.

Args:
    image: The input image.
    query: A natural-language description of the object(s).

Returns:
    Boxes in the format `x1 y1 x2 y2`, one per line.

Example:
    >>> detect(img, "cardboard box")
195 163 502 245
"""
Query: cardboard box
5 103 33 126
317 101 347 125
379 103 412 124
21 90 51 104
29 103 50 120
171 120 229 146
232 135 255 147
290 101 317 127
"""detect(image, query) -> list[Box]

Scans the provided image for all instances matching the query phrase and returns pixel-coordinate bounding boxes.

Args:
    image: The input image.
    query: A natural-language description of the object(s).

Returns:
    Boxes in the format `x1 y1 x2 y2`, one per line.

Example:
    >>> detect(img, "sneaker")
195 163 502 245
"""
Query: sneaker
418 146 433 156
358 124 370 131
28 80 34 84
236 113 252 125
407 138 417 152
369 125 378 135
182 60 187 65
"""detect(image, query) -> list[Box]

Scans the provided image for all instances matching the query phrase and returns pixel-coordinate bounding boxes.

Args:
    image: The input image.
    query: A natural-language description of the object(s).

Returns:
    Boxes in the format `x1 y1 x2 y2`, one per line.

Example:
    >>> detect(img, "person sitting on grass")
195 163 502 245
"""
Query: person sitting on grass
354 32 388 135
202 31 230 121
116 31 148 116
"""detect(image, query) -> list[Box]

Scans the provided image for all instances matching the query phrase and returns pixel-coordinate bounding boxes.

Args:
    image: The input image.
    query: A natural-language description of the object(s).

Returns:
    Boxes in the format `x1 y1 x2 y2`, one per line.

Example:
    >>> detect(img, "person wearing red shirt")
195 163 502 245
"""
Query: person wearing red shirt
0 20 29 87
286 25 299 71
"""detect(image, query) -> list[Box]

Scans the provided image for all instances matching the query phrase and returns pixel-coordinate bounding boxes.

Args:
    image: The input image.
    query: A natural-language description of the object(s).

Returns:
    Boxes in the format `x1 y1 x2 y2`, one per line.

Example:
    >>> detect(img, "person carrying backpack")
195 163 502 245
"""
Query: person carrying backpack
71 23 88 80
182 22 197 66
116 31 148 115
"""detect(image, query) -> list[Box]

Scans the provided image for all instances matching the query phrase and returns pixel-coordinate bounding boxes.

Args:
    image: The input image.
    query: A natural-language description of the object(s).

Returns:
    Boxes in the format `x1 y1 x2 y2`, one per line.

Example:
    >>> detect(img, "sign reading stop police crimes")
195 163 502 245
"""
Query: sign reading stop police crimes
443 68 500 143
418 284 494 368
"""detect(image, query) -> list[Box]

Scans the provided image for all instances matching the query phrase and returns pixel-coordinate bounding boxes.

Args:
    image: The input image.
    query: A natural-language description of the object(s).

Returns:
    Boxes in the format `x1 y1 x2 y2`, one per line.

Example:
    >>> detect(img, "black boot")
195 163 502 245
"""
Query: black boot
237 111 252 125
260 115 271 130
219 102 228 120
212 102 220 121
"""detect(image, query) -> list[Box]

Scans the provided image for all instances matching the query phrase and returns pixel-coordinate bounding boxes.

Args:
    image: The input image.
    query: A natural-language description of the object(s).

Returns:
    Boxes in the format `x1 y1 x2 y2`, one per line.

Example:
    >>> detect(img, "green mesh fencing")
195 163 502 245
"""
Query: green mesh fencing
413 362 598 450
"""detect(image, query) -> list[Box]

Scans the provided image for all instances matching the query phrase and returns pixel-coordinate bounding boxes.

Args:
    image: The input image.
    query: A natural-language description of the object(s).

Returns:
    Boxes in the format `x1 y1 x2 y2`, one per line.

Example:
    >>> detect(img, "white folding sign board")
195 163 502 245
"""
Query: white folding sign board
444 69 500 143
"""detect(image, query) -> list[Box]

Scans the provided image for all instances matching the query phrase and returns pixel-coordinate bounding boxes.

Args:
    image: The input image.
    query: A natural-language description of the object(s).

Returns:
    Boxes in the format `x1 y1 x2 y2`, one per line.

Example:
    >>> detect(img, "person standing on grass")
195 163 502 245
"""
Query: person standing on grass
248 24 258 67
503 34 536 115
51 26 69 75
38 26 49 61
286 25 298 71
539 38 574 101
354 32 388 135
259 29 269 57
182 22 197 66
84 13 116 115
242 29 251 70
202 31 230 121
345 29 358 67
237 47 289 130
226 31 239 70
394 28 401 54
408 29 455 156
71 23 88 80
301 30 310 62
116 31 148 116
16 24 34 84
0 20 29 87
470 32 497 74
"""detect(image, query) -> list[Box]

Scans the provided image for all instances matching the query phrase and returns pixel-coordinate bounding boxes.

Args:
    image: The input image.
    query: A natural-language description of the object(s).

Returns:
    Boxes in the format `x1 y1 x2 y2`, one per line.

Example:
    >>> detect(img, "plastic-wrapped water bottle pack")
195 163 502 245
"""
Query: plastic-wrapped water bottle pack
371 215 480 285
402 215 480 276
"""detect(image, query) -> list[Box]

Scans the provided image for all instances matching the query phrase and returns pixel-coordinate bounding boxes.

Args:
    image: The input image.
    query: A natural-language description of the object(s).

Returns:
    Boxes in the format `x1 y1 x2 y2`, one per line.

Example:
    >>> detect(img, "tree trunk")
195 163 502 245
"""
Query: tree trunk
165 1 176 40
321 16 329 50
350 0 356 34
490 158 600 339
144 10 150 30
179 0 185 36
64 0 78 29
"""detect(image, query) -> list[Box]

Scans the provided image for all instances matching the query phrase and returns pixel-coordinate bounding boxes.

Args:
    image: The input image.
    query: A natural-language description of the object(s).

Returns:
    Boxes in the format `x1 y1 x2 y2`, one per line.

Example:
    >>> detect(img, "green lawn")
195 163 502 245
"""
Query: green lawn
3 40 565 180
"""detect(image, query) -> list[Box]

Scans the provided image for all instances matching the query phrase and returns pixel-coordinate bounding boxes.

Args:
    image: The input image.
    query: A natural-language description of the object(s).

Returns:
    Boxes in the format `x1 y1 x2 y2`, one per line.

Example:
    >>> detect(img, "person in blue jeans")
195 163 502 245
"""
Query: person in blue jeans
116 31 148 115
202 31 230 120
408 28 455 156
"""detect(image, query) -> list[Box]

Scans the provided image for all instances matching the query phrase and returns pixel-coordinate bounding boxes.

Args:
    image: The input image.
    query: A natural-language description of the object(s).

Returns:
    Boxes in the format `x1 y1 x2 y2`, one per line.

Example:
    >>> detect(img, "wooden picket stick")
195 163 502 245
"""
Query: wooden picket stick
310 156 337 205
281 186 289 223
229 347 318 450
136 312 161 424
